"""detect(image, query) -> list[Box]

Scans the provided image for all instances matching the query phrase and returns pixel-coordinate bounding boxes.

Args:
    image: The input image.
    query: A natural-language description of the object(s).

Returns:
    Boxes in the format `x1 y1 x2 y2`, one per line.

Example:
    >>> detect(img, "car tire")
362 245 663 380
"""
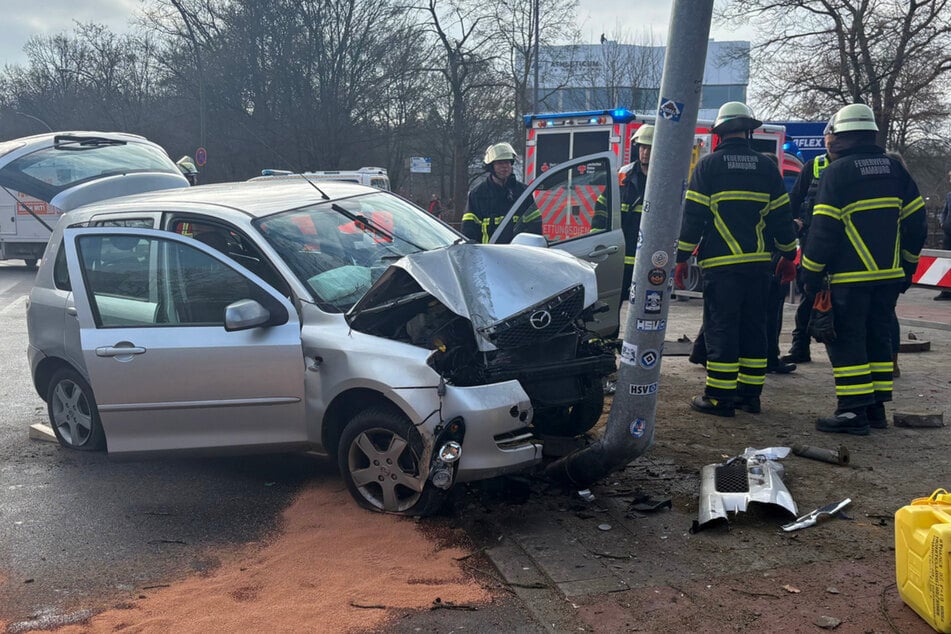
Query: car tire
338 407 446 516
46 368 106 451
24 258 38 269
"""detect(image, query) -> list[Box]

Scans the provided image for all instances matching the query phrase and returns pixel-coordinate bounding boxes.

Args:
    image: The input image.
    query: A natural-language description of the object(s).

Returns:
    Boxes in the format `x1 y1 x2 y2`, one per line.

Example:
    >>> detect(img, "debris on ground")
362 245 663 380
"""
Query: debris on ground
893 411 945 428
791 444 850 466
782 498 852 532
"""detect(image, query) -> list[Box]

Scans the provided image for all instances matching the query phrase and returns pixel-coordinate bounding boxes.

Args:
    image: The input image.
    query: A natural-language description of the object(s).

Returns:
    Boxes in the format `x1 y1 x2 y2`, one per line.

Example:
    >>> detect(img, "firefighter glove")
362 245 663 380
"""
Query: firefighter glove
775 257 797 285
674 262 689 290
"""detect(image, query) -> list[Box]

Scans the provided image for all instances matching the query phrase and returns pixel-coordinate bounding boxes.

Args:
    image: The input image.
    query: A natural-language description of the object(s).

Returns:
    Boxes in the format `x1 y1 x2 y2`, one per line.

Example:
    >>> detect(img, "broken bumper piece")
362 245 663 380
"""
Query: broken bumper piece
695 447 798 531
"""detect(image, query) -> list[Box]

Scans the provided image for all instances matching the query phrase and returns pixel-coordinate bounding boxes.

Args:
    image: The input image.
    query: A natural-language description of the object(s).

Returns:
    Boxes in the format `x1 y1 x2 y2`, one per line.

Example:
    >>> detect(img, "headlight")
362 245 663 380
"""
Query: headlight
437 441 462 463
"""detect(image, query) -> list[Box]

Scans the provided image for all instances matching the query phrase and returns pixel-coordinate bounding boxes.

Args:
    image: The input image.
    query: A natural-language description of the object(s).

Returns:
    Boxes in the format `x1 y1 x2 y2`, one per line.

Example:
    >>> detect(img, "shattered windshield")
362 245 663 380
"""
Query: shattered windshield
255 191 460 312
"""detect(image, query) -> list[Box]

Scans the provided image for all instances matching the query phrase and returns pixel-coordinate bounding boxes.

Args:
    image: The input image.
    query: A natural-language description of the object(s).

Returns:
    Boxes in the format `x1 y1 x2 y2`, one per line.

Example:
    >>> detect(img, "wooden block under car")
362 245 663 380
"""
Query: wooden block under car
898 339 930 353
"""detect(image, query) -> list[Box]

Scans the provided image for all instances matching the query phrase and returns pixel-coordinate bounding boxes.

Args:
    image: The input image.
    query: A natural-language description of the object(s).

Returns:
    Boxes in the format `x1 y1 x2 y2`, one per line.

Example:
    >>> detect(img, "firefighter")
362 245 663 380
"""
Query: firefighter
593 124 654 299
176 156 199 186
675 102 798 417
781 122 837 364
462 143 541 243
801 103 927 435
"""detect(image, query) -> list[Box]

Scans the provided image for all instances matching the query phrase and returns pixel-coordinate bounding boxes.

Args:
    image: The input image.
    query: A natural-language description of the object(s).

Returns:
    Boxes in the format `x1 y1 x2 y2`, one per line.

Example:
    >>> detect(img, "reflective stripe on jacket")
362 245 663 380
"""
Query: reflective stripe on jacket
676 137 798 268
801 145 926 285
462 174 531 243
594 163 645 265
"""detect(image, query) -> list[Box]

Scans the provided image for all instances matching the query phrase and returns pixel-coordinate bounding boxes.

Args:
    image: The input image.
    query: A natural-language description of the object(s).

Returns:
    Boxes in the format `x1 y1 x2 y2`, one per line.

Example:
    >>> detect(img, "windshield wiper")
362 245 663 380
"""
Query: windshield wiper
329 203 426 253
53 135 128 150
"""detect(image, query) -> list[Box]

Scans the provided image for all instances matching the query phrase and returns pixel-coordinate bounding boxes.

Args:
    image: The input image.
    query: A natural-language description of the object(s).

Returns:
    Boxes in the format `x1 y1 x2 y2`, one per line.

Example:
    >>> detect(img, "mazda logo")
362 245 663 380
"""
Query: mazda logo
529 310 552 330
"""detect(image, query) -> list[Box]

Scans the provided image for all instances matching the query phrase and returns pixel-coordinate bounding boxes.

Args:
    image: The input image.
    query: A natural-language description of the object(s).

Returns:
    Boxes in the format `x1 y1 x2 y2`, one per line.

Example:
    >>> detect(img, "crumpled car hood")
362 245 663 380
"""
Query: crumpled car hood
349 243 598 351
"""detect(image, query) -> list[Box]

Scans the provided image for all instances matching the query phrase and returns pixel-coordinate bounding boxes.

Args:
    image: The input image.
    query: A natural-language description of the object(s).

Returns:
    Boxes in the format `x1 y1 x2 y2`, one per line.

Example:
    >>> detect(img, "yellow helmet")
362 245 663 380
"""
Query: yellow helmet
176 155 198 175
483 142 518 166
828 103 878 133
712 101 762 134
631 124 654 146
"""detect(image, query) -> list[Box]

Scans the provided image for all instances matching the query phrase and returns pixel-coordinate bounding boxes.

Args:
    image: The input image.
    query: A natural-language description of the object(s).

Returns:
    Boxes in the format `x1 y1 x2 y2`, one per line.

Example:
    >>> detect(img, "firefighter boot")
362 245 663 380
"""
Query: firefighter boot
735 396 761 414
690 395 735 418
816 409 870 436
867 403 888 429
781 348 811 364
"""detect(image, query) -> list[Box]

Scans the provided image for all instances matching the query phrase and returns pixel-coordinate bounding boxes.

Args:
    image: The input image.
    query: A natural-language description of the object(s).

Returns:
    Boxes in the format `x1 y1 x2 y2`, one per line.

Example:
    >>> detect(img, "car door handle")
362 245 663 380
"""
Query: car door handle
96 345 147 357
586 245 619 258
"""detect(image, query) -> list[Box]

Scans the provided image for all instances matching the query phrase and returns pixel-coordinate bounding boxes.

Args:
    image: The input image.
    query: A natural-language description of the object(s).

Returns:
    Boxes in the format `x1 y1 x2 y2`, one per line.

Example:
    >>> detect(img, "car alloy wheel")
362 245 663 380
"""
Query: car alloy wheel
47 368 106 451
338 408 444 515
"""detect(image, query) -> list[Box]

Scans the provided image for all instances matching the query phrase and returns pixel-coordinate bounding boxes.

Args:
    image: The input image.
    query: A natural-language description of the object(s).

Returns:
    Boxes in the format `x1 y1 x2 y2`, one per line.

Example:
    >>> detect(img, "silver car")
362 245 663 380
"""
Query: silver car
26 157 625 515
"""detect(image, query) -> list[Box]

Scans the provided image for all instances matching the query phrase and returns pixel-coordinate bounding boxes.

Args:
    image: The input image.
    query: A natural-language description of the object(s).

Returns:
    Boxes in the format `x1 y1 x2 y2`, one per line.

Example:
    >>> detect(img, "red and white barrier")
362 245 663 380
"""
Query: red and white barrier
912 249 951 290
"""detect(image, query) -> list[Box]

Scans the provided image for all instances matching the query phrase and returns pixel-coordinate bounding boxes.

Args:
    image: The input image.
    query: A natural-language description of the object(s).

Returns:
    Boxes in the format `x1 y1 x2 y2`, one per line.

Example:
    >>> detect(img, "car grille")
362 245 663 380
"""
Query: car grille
479 285 585 349
493 428 536 450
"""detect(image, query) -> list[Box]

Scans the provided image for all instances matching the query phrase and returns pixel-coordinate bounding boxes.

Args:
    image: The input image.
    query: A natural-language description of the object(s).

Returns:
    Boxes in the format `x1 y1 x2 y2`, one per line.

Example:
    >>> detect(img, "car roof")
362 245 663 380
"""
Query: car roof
73 179 379 219
0 131 156 160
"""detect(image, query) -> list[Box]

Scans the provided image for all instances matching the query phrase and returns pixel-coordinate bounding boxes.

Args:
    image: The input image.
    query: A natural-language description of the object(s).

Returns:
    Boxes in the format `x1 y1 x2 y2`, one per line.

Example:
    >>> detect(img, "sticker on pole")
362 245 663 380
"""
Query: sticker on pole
630 418 648 438
659 99 684 122
629 382 657 396
651 250 669 267
620 342 638 366
639 349 659 369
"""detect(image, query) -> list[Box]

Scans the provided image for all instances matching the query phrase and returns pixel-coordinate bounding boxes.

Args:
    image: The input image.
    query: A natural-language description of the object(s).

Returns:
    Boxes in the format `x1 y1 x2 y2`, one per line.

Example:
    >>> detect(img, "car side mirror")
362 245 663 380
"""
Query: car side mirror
224 299 271 331
511 233 548 248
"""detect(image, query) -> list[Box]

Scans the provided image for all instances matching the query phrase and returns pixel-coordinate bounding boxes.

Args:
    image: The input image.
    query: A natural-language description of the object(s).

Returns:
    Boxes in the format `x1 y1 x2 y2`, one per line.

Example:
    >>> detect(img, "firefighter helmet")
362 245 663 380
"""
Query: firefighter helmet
631 124 654 146
828 103 878 133
176 155 198 176
483 142 518 167
712 101 762 135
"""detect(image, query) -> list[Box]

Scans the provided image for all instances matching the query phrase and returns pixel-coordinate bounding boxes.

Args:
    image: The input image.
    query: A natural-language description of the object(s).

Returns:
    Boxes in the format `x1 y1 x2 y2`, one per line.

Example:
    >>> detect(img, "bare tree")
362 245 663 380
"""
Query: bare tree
490 0 582 146
719 0 951 150
415 0 511 214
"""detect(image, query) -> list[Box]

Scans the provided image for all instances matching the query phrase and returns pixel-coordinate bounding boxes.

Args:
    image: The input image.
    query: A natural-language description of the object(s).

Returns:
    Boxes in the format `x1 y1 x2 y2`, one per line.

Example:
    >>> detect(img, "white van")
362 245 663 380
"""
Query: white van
252 166 390 190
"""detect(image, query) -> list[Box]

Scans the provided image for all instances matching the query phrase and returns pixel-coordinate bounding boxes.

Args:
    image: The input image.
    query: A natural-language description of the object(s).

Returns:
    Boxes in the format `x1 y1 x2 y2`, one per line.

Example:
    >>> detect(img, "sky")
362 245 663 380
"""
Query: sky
0 0 752 67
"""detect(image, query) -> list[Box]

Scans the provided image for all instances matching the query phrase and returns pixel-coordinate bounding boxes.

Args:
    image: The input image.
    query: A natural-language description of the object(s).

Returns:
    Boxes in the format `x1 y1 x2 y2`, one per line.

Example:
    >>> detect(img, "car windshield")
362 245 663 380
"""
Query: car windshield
255 191 460 312
0 139 179 202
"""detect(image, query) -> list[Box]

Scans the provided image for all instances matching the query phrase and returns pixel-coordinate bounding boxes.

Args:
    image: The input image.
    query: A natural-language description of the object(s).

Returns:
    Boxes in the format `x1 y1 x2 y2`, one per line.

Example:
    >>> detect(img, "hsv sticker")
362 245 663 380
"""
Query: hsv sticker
630 418 648 438
629 382 658 396
659 98 684 122
620 342 638 366
644 290 662 314
639 349 659 369
629 281 637 304
648 268 667 286
651 250 668 267
636 319 666 332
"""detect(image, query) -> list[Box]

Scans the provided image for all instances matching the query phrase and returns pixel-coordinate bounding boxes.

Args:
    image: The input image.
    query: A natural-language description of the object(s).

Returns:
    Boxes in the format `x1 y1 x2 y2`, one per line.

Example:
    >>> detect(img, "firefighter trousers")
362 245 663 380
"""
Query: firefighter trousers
790 268 816 355
701 265 770 403
826 282 900 412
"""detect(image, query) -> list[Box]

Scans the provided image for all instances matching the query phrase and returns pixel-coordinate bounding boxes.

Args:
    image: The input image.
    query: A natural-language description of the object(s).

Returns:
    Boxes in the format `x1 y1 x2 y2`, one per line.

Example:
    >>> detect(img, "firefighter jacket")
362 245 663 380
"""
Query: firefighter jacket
676 137 798 268
462 174 540 244
801 144 926 286
788 154 830 243
593 163 645 265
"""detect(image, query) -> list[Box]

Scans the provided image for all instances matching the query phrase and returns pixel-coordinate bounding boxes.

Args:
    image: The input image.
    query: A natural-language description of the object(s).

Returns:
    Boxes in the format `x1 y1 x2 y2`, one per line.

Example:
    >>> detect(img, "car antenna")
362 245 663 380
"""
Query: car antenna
299 173 329 200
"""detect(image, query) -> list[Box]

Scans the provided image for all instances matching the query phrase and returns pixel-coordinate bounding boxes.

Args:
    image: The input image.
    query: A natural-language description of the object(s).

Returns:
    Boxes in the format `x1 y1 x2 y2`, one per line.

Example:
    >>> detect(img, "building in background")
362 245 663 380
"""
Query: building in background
536 39 749 120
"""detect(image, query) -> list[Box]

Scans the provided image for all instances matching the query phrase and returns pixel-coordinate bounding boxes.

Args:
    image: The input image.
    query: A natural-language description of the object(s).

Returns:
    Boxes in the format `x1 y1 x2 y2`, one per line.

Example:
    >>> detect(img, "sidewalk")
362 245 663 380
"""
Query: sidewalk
463 286 949 632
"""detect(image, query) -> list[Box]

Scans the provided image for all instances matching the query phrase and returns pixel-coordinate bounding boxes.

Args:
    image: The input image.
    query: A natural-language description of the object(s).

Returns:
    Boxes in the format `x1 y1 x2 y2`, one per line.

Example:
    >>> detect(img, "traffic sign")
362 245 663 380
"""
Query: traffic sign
410 156 431 173
195 147 208 167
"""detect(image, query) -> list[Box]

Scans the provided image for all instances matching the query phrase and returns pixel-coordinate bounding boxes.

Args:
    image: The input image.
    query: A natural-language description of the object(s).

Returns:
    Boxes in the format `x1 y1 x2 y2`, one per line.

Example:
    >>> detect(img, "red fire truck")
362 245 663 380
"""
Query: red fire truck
523 108 787 241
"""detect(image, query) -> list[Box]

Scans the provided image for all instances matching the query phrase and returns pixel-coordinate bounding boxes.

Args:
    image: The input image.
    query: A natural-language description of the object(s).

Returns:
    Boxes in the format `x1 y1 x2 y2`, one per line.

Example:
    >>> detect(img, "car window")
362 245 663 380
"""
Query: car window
256 191 458 312
526 156 612 244
53 245 71 291
75 233 279 327
169 219 290 296
94 218 154 228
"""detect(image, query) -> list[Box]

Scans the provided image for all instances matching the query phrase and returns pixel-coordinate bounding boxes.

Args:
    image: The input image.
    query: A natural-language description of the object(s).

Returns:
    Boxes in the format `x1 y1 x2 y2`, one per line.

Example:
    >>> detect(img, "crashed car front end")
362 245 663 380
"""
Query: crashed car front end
348 244 617 441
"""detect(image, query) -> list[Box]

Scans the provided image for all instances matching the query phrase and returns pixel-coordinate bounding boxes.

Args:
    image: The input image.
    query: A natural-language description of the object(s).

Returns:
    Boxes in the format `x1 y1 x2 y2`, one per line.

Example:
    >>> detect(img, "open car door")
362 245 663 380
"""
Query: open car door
60 226 307 455
490 152 624 337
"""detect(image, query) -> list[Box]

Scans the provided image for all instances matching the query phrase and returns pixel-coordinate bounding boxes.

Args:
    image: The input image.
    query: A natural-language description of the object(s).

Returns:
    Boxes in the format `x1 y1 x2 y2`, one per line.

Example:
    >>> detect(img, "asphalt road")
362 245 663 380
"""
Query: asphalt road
0 262 323 626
